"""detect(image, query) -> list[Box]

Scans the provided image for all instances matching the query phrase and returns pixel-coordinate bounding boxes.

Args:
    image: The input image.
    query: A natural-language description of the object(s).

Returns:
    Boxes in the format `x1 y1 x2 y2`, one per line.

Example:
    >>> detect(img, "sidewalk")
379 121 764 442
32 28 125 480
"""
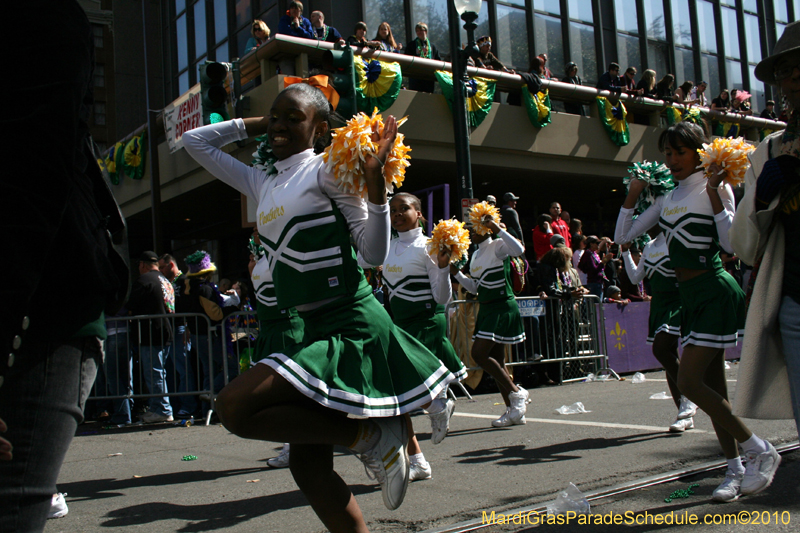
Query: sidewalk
50 367 799 532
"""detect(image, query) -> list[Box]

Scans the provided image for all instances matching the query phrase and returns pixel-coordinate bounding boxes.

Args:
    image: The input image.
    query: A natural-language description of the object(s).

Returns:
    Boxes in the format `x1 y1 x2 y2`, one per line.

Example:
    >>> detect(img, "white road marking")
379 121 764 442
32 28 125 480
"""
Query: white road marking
643 378 737 382
453 412 708 433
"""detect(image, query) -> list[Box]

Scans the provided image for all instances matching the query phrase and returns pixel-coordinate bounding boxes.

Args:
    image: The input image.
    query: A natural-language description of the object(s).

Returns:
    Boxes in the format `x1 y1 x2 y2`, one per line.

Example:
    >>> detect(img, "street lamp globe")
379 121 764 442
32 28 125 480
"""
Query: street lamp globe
454 0 482 16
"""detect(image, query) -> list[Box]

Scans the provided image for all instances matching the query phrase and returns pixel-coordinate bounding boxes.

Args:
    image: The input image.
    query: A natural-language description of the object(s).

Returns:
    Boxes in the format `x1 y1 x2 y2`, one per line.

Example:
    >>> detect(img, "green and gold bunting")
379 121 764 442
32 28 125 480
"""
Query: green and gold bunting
596 97 630 146
665 106 682 125
523 87 551 128
683 108 704 126
354 59 403 113
105 141 124 184
122 130 147 180
434 71 496 128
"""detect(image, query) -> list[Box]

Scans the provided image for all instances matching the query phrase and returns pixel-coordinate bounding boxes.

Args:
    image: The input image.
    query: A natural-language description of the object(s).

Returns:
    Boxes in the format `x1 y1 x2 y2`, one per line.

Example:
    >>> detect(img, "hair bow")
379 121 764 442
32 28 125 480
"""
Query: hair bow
283 75 340 111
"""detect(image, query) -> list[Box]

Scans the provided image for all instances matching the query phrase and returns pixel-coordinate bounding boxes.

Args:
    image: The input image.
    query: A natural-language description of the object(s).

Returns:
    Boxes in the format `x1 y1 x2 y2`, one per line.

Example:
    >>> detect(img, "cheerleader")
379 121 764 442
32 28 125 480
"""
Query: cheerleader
616 122 780 503
618 232 697 432
450 211 529 428
183 82 460 530
381 193 467 481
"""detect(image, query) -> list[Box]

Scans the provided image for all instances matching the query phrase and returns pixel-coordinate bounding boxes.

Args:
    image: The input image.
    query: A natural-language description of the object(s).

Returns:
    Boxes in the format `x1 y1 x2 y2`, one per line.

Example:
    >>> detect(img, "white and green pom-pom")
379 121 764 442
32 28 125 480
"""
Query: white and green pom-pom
623 161 676 213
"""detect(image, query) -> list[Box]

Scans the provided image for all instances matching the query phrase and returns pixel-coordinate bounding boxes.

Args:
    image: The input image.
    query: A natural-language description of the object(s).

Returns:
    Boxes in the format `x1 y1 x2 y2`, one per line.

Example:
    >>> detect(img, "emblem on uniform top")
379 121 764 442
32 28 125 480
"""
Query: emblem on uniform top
426 303 431 309
328 276 339 287
699 256 706 264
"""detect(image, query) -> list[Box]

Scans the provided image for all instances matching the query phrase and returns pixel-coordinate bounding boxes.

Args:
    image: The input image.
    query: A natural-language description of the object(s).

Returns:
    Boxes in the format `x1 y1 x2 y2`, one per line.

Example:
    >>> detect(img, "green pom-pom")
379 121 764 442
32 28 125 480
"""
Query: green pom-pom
185 250 207 265
248 237 265 259
251 135 278 176
623 161 676 214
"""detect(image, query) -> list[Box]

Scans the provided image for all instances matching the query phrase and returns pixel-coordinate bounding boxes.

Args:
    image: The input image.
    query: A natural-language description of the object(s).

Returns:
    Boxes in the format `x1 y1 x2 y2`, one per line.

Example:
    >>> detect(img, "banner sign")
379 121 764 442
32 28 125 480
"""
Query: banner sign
164 83 202 153
518 299 546 317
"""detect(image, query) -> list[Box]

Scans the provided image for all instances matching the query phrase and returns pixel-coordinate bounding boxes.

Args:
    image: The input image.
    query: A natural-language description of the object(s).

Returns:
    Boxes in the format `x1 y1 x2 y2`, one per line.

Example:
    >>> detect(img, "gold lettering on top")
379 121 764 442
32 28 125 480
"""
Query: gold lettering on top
662 206 688 217
385 265 402 273
259 206 285 225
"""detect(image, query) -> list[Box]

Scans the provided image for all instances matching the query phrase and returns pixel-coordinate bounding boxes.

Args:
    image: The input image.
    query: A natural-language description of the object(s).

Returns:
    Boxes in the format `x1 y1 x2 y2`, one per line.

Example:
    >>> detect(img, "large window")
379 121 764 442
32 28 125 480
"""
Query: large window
496 2 529 70
195 1 208 59
534 13 564 76
411 0 451 56
569 22 597 85
696 0 717 54
701 53 720 99
366 0 407 45
213 0 229 61
614 0 640 73
743 4 765 111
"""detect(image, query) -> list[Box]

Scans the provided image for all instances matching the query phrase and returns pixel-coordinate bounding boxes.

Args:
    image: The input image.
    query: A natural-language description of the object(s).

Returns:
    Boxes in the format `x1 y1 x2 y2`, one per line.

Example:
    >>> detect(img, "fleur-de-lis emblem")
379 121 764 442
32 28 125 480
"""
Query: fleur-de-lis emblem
610 322 626 350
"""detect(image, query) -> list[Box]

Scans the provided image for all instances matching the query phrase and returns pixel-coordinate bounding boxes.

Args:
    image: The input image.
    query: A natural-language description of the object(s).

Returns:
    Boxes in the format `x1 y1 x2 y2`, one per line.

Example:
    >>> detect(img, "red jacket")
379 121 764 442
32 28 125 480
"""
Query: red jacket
551 218 571 249
532 227 553 260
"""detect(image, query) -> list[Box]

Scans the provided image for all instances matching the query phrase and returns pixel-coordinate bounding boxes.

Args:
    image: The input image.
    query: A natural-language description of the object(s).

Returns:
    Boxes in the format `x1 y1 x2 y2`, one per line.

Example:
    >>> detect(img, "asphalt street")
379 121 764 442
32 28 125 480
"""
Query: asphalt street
48 366 799 533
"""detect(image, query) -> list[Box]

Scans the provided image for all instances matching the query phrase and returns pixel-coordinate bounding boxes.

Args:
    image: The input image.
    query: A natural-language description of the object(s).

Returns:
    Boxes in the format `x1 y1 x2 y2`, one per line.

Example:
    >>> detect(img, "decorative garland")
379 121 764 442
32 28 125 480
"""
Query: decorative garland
427 219 471 264
623 160 676 213
596 97 630 146
354 59 403 113
523 87 551 128
122 130 147 180
664 106 682 125
434 71 497 128
105 141 124 184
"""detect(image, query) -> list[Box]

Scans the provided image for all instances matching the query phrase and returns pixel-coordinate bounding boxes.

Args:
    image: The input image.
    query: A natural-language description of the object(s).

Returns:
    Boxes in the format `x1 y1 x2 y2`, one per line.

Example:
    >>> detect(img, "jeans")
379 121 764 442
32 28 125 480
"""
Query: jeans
168 325 197 415
779 295 800 437
138 346 172 417
0 337 101 533
586 282 604 300
98 331 133 424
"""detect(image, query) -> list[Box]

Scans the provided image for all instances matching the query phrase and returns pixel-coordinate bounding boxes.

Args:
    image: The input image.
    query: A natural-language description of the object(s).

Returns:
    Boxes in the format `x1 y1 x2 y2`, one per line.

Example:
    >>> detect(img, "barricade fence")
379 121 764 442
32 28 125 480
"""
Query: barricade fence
446 295 609 384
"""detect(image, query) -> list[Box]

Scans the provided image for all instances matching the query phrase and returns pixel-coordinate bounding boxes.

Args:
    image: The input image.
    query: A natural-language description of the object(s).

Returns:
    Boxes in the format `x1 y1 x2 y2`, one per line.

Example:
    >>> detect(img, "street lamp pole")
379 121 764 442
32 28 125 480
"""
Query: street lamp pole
448 0 482 212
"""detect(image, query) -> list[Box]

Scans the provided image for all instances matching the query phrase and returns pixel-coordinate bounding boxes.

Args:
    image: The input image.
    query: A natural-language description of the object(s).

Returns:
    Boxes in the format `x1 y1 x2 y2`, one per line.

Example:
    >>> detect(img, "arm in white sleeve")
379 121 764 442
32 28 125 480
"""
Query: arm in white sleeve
181 119 262 200
715 184 737 254
425 255 453 305
454 271 478 295
219 292 241 307
318 170 390 266
356 250 380 269
615 199 662 244
493 229 525 259
622 251 647 284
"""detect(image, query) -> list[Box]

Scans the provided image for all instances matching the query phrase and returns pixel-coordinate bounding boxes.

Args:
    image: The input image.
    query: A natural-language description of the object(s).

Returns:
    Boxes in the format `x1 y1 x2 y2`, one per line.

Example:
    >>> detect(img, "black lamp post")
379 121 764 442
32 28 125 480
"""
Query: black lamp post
447 0 482 214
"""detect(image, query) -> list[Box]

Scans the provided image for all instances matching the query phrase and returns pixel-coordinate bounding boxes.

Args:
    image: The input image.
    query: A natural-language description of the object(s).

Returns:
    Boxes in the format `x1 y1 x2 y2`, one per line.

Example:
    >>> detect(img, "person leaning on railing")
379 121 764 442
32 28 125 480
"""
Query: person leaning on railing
404 22 441 93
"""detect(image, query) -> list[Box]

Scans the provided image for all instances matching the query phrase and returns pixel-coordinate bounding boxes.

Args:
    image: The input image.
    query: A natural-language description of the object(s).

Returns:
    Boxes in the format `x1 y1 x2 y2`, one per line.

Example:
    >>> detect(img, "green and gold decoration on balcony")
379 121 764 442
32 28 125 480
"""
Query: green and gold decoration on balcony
666 106 705 126
121 130 147 180
714 120 740 138
523 87 551 128
354 58 403 113
435 71 496 128
596 96 629 146
105 141 124 184
664 105 682 125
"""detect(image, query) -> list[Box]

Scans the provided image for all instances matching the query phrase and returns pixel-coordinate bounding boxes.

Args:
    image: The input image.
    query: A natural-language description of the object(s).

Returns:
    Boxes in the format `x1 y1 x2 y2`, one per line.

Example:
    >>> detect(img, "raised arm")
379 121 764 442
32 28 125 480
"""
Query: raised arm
622 248 647 284
425 251 453 305
616 180 662 243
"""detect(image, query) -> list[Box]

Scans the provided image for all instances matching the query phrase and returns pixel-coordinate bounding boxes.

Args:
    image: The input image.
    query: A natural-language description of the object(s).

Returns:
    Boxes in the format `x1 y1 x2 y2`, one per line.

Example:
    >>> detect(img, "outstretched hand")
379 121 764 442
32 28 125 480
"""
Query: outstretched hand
437 247 451 268
706 163 726 189
364 115 398 205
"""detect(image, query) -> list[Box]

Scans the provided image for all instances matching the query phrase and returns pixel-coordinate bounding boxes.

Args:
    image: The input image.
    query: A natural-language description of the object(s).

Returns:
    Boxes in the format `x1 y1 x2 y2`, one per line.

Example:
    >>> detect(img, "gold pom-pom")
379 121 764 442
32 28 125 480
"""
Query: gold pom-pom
697 137 755 186
427 219 471 264
468 201 501 236
322 108 411 198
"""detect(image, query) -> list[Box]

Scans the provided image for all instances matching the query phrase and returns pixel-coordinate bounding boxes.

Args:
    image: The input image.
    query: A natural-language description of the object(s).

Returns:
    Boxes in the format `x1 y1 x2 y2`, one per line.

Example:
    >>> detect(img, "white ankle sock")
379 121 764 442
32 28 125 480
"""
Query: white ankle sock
427 398 446 414
409 453 427 466
741 434 768 455
727 456 745 474
348 420 381 453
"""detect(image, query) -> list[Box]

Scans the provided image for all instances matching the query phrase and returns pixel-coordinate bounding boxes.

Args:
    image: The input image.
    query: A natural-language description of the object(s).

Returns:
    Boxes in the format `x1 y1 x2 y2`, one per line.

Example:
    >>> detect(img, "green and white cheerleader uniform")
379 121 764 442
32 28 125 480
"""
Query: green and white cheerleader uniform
380 227 466 381
251 254 305 355
454 230 526 344
183 120 459 417
620 234 681 344
617 171 745 348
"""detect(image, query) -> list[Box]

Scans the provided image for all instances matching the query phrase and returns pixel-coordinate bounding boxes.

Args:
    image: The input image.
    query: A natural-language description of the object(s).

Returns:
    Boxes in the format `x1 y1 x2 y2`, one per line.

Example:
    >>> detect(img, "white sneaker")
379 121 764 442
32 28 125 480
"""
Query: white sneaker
668 417 694 433
677 396 697 420
491 407 527 428
508 388 529 424
712 470 743 502
139 412 174 424
267 443 290 469
47 493 68 519
357 417 409 510
409 461 432 482
741 441 781 495
429 398 455 445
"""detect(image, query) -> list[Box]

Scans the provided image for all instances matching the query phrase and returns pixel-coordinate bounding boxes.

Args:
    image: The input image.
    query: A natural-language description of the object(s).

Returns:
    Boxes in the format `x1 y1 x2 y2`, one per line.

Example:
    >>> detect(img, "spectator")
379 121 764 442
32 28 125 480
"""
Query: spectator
711 88 731 112
127 251 175 424
618 247 649 302
732 89 753 115
499 192 523 241
596 62 622 92
572 234 588 285
277 1 314 40
158 253 197 419
622 67 643 95
759 99 777 120
374 21 402 52
538 246 585 299
310 10 343 45
97 307 134 426
636 69 657 98
405 22 441 93
655 74 675 100
569 218 583 244
689 80 709 107
245 20 270 54
578 236 612 298
472 35 513 73
532 214 554 260
604 285 630 305
486 194 497 206
673 81 696 105
563 62 585 116
347 21 378 49
549 202 571 249
539 53 556 80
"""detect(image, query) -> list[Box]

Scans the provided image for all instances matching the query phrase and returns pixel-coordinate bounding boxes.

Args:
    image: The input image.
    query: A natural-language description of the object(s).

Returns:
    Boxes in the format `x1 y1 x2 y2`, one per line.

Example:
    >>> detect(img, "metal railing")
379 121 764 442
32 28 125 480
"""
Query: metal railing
446 295 610 385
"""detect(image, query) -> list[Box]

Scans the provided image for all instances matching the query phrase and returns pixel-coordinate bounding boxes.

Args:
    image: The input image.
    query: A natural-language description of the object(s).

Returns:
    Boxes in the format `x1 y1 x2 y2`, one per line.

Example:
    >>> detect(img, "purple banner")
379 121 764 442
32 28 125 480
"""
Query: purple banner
603 302 741 374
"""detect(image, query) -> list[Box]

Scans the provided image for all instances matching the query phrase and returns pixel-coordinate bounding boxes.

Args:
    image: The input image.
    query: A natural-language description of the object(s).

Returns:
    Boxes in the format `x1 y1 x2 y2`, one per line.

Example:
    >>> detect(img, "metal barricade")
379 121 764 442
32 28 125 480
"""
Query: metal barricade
220 310 260 385
446 295 610 385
